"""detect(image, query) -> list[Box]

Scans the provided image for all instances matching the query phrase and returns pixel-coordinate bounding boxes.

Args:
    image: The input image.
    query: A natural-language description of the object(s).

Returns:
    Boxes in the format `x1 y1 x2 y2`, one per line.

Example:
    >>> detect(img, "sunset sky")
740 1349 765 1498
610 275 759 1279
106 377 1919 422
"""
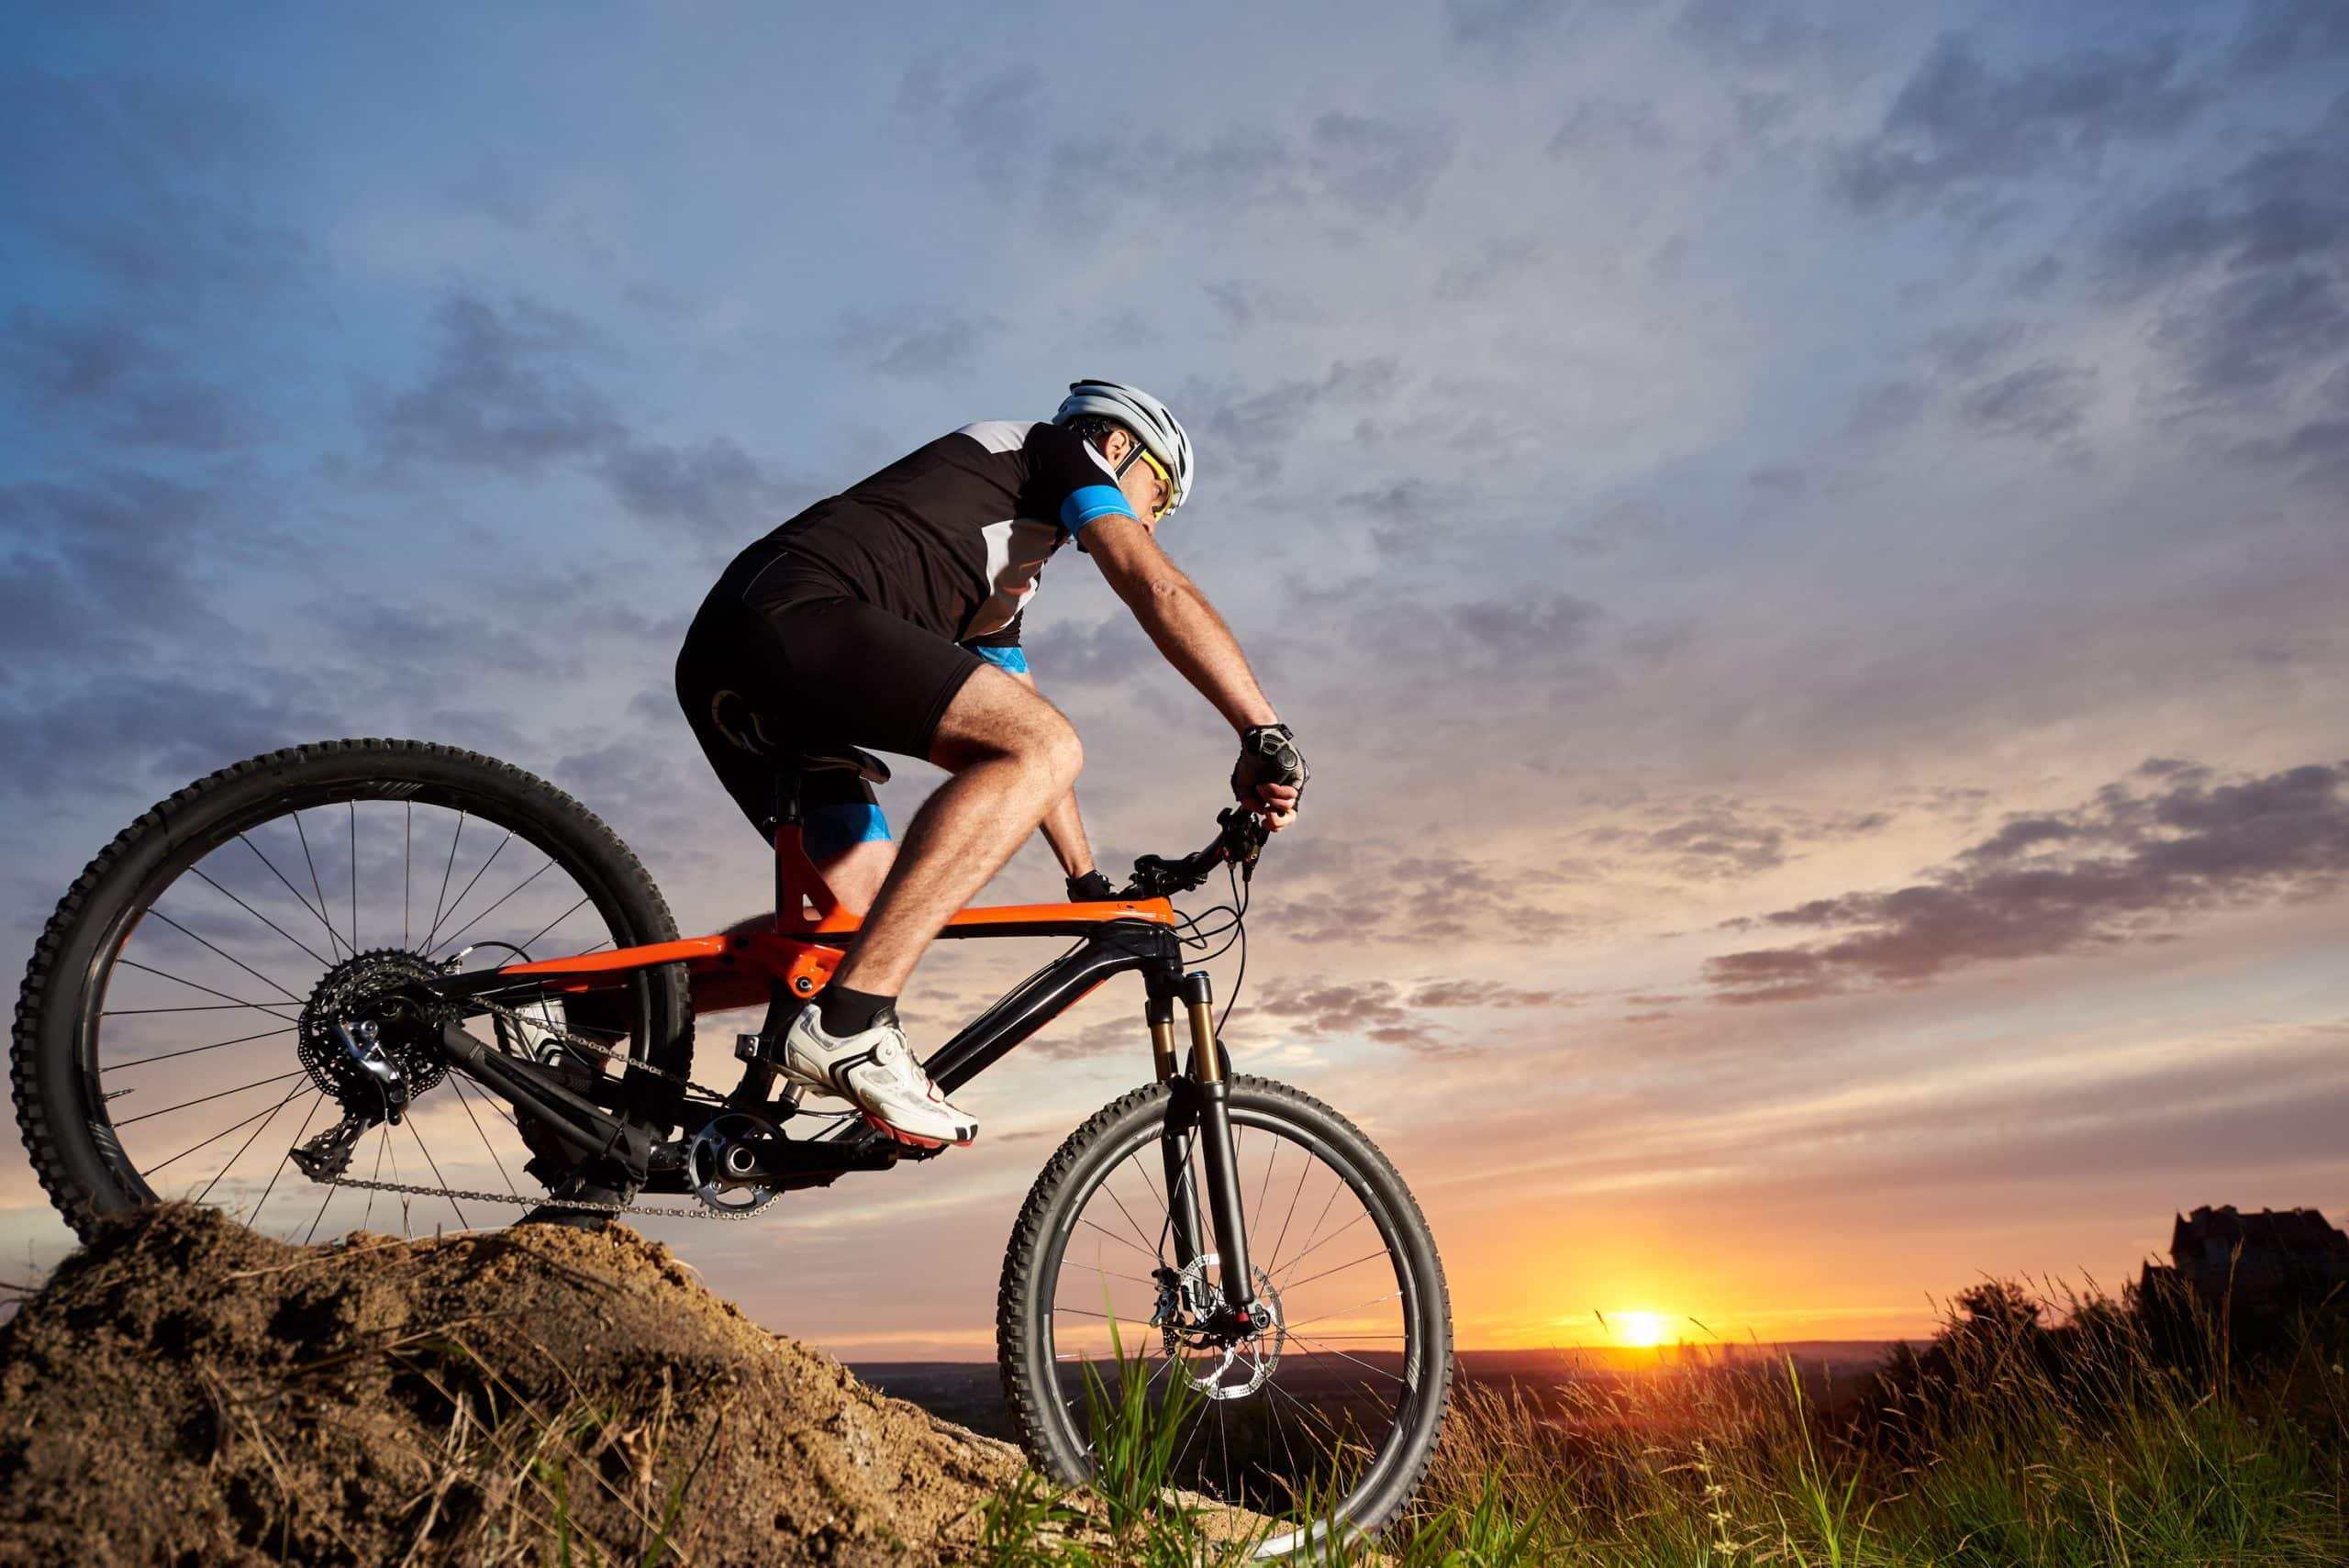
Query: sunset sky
4 1 2346 1359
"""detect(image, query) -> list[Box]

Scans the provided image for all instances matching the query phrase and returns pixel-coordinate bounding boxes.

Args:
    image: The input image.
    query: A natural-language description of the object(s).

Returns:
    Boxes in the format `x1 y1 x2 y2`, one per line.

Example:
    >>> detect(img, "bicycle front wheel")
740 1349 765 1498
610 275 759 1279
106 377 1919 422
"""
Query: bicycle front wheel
997 1075 1452 1557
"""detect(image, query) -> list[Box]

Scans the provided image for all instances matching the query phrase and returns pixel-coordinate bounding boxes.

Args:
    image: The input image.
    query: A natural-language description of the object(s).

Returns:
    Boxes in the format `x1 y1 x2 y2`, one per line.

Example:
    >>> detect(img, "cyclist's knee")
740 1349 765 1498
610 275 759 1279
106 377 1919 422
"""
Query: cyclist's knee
932 669 1076 778
1039 718 1083 791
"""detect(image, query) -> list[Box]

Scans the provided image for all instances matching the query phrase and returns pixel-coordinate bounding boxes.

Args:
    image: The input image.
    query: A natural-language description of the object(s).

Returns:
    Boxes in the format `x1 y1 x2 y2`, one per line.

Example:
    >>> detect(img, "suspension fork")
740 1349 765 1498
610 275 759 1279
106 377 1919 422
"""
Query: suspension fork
1157 970 1258 1318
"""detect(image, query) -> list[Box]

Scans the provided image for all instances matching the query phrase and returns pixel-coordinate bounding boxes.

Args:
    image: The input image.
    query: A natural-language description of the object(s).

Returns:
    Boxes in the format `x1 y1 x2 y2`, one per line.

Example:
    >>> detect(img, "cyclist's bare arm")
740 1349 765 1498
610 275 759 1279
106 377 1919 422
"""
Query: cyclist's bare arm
1081 515 1300 826
1006 666 1097 879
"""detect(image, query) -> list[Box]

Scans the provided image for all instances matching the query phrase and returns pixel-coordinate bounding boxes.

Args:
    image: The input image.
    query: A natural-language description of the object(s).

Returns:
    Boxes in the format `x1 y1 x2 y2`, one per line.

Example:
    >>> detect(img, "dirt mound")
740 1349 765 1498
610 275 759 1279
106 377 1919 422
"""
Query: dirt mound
0 1206 1023 1566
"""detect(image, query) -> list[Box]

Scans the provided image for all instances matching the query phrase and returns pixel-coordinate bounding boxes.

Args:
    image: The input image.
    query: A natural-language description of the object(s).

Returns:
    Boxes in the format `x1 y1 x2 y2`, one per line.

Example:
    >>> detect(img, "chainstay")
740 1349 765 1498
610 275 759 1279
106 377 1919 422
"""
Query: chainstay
302 985 820 1220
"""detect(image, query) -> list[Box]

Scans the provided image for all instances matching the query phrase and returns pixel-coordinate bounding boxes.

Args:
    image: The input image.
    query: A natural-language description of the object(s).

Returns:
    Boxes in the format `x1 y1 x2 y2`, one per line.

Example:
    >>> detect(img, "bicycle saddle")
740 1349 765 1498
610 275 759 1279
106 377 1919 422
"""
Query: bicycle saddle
792 745 891 785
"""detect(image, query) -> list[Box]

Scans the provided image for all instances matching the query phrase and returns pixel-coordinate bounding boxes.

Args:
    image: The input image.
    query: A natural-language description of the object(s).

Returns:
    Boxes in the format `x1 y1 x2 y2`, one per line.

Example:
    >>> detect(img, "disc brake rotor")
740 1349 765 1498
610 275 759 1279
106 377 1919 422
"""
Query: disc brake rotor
1153 1254 1286 1400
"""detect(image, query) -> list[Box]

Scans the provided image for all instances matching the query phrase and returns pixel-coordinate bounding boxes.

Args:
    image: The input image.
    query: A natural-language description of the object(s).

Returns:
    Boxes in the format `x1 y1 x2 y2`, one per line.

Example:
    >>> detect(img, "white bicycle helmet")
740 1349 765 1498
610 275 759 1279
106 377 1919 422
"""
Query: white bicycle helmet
1053 379 1195 516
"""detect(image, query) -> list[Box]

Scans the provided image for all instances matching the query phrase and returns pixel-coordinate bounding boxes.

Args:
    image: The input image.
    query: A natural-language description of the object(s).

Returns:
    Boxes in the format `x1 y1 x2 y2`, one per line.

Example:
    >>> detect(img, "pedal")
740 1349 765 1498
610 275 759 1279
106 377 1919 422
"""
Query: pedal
733 1034 805 1116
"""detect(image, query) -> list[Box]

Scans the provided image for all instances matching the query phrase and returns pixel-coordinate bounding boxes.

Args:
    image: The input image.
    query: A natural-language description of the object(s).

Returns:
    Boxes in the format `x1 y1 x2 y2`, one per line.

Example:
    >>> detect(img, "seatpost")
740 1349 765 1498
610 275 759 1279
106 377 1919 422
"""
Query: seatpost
1182 971 1258 1316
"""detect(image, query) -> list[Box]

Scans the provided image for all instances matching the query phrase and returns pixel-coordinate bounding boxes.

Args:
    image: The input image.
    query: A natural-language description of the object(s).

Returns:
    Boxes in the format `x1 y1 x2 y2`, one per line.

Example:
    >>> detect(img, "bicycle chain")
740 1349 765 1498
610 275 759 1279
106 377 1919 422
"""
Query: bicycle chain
322 1173 763 1221
316 989 843 1222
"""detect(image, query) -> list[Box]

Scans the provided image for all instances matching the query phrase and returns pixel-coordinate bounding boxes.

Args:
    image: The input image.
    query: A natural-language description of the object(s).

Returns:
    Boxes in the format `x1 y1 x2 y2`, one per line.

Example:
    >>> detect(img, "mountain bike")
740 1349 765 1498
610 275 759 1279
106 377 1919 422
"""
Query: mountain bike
10 738 1451 1553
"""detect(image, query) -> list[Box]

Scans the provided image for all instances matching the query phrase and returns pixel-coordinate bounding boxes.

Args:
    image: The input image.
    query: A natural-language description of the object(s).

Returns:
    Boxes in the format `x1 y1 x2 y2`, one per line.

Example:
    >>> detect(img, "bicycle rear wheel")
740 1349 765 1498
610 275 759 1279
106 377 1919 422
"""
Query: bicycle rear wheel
997 1074 1452 1557
10 739 691 1242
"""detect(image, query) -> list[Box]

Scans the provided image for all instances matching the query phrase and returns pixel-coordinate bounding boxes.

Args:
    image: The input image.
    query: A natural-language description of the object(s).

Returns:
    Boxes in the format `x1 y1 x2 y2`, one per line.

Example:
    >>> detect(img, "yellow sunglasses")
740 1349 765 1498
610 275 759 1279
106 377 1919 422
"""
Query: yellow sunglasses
1117 445 1175 520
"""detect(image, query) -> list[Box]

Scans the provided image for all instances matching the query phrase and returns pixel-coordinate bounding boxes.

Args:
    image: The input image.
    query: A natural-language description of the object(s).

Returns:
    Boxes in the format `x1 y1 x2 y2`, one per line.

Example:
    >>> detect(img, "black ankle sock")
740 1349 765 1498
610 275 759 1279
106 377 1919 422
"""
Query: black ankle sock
819 984 896 1037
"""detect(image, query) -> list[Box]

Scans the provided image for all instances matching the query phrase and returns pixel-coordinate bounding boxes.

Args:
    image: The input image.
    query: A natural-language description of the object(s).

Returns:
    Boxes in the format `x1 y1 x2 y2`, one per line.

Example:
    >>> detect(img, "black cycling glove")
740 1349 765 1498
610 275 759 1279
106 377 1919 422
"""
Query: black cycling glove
1231 723 1308 806
1065 869 1119 903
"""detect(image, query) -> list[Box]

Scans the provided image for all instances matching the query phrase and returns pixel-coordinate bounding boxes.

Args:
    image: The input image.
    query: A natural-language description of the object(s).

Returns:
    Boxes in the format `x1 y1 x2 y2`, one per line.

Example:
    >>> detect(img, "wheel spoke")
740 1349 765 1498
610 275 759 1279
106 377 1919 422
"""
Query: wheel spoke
515 895 593 956
1285 1328 1408 1385
406 1116 467 1230
1098 1165 1165 1264
1281 1288 1402 1333
117 1067 310 1128
293 811 348 962
141 908 306 1003
424 829 511 954
194 1082 304 1206
107 1025 295 1072
189 867 335 970
239 832 348 959
426 811 467 951
1275 1208 1372 1284
449 1073 518 1197
1283 1246 1389 1296
348 801 359 953
113 961 301 1024
1264 1143 1315 1279
426 856 554 961
250 1091 327 1231
147 1084 311 1175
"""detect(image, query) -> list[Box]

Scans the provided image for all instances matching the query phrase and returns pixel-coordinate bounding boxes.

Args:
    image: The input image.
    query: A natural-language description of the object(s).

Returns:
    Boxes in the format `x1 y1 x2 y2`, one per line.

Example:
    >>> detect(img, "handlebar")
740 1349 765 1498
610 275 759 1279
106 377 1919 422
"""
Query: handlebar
1121 807 1272 899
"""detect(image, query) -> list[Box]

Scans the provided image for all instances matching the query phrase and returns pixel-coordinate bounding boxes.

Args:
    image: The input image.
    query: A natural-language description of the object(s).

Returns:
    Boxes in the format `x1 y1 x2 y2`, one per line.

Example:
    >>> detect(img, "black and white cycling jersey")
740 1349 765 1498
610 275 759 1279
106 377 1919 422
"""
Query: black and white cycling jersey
736 419 1140 660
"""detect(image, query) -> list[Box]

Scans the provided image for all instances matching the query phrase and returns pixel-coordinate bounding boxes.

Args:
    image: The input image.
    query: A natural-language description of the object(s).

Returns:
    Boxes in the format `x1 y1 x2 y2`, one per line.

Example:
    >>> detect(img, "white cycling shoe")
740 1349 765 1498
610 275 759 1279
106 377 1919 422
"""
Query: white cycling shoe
774 1006 978 1150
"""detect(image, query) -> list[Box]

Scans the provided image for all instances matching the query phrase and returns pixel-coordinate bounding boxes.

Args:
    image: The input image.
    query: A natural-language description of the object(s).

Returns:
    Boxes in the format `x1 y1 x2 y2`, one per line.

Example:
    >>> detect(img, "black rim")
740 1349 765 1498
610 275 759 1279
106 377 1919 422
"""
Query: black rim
72 771 651 1242
1036 1092 1433 1551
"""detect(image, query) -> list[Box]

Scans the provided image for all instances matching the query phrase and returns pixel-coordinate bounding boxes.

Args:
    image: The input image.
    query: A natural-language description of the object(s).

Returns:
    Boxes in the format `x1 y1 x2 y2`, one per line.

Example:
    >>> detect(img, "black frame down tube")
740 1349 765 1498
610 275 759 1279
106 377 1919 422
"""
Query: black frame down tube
918 918 1186 1092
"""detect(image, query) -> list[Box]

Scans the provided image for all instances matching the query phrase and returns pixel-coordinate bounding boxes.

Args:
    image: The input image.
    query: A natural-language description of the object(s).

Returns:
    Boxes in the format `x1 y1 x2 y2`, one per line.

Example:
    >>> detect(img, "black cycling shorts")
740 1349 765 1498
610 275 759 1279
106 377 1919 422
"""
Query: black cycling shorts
674 551 985 841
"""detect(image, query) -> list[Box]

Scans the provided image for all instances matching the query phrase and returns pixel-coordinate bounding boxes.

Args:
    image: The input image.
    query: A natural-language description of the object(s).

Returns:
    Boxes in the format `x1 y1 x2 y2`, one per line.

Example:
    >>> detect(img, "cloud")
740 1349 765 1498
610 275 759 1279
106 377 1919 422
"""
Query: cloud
375 293 622 474
596 435 812 542
1833 33 2206 214
1277 851 1586 946
1179 358 1402 484
1434 235 1544 301
2094 92 2348 462
1307 112 1456 221
1672 0 1830 69
1444 0 1574 54
0 310 254 449
0 469 247 664
2231 0 2349 80
0 71 303 306
1956 358 2096 441
1252 978 1449 1053
363 288 809 540
1024 612 1159 689
0 671 338 795
1582 797 1893 882
1547 98 1668 157
1406 979 1580 1009
1706 758 2349 1003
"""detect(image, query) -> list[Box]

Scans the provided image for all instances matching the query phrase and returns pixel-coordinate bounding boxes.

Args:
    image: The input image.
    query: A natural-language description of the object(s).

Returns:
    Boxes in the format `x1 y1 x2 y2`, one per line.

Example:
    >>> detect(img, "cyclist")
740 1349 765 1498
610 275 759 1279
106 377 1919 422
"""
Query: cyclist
674 381 1307 1149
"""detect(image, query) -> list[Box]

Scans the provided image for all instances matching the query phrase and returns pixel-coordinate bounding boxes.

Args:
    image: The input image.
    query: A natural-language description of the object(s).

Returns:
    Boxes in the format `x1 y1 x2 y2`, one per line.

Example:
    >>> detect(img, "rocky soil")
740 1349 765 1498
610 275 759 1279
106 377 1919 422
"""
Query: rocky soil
0 1205 1028 1566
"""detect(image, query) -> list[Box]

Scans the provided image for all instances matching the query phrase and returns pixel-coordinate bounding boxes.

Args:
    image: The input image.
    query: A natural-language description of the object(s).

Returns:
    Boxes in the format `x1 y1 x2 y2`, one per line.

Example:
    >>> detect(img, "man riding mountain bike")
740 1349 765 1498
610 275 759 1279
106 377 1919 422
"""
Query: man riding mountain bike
674 381 1308 1150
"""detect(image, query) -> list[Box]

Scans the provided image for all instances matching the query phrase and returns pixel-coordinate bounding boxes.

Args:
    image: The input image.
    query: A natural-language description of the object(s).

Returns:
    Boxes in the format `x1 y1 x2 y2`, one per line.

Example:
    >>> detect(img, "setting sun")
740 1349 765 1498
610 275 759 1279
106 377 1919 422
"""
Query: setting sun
1609 1312 1668 1348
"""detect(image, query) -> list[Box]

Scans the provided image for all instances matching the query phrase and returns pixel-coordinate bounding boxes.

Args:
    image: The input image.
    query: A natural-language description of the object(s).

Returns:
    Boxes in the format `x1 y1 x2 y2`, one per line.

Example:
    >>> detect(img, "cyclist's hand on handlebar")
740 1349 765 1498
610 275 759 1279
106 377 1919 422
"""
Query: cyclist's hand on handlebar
1232 723 1308 830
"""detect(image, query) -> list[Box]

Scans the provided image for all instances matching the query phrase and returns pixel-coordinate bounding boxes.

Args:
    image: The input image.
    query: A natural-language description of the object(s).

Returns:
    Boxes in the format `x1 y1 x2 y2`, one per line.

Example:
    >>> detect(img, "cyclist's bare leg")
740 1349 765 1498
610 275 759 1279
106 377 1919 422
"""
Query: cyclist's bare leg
830 666 1081 995
816 839 896 913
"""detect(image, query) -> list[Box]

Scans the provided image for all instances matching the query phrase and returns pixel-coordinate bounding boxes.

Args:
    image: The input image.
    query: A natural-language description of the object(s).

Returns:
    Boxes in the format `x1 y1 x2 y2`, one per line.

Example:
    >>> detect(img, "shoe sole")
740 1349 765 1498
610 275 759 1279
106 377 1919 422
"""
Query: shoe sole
775 1060 976 1150
861 1111 976 1150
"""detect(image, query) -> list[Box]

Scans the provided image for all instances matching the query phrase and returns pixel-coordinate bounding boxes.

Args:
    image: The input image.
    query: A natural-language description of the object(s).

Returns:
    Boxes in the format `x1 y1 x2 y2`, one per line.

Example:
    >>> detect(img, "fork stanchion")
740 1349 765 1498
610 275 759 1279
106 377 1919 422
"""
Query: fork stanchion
1146 992 1179 1083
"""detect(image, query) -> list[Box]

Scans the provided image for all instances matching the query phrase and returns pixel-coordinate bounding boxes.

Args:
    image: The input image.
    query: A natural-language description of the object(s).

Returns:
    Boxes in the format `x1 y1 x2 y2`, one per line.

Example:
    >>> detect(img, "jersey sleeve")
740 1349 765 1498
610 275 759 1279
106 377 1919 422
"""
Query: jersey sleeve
1020 422 1139 533
962 612 1030 674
